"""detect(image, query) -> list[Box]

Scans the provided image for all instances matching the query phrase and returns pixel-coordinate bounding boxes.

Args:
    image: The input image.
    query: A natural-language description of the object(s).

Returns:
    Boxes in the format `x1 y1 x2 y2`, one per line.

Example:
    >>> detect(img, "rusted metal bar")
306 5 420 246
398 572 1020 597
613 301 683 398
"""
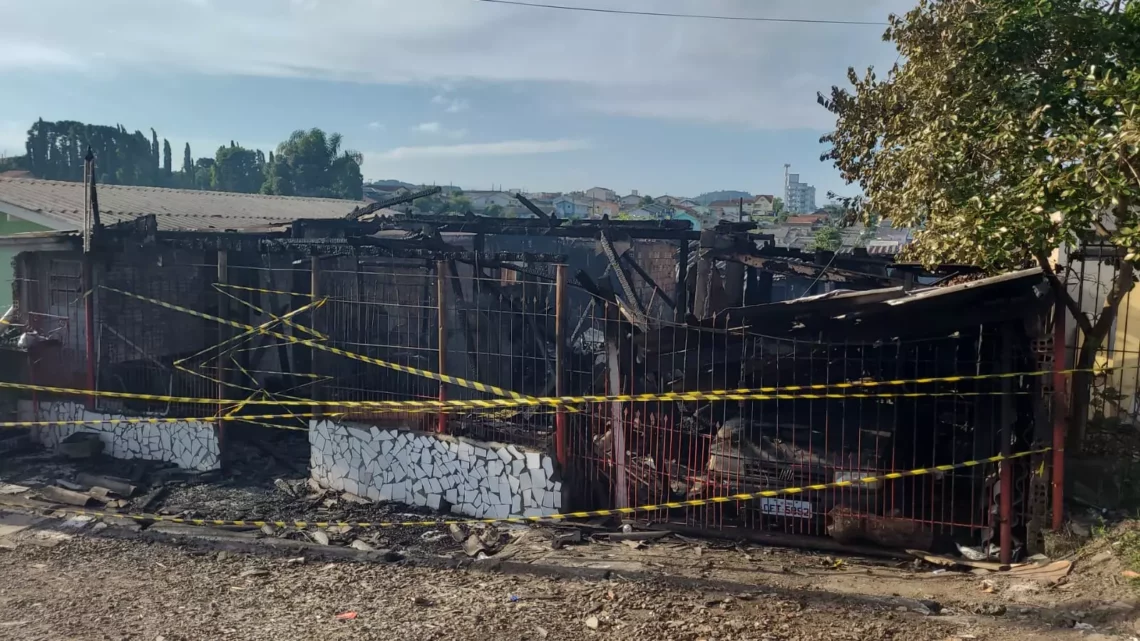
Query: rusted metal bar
513 193 553 224
1052 300 1067 531
999 323 1014 564
599 231 645 323
555 264 568 467
716 251 898 287
217 250 230 465
620 252 675 310
437 259 448 435
309 256 322 420
345 186 442 220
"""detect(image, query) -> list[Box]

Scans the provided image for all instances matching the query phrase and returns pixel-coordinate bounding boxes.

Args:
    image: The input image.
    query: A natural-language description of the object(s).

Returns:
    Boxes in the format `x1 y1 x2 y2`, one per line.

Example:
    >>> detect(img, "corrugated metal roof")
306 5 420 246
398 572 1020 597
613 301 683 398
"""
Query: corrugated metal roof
0 177 365 231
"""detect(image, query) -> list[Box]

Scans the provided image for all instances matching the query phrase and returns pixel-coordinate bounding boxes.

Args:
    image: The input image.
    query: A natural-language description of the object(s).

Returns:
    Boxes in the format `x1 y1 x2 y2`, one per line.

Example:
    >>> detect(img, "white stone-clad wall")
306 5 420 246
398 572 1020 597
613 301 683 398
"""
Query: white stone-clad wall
18 400 221 471
309 419 563 519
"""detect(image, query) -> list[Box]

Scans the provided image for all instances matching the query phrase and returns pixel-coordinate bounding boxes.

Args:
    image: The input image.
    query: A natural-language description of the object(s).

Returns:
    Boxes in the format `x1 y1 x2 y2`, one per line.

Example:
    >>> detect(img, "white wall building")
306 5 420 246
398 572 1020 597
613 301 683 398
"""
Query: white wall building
783 165 817 214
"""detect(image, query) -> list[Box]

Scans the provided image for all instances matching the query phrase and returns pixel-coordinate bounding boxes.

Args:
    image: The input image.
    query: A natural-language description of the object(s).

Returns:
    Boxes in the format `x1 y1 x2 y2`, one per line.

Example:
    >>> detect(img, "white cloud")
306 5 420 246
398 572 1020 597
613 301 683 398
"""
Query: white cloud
0 0 910 128
444 99 469 114
368 139 591 161
367 121 384 130
413 122 467 139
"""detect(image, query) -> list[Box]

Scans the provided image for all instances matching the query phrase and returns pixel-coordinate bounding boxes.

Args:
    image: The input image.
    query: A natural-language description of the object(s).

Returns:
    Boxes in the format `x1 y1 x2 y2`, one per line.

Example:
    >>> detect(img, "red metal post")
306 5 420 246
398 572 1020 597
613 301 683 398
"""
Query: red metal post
436 260 448 434
554 264 567 466
1052 300 1067 531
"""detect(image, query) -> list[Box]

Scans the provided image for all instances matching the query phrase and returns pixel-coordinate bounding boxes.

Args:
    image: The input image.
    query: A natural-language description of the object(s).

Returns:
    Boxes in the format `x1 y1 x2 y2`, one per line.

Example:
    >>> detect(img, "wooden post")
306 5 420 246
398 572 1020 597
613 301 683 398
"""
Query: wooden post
216 249 229 465
554 264 568 467
83 256 96 409
999 323 1015 565
674 239 689 323
1052 301 1067 530
437 260 448 434
693 229 716 319
606 305 627 508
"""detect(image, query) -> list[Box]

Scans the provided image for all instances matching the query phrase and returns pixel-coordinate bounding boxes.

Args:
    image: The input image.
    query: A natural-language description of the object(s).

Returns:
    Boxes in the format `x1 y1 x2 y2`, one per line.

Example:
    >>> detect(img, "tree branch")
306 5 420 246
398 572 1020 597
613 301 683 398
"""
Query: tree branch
1035 250 1092 335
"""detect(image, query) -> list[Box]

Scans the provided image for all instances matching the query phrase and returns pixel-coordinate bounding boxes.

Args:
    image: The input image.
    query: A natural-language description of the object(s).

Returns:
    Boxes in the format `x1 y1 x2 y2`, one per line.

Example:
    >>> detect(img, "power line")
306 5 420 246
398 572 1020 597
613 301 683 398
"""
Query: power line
473 0 886 25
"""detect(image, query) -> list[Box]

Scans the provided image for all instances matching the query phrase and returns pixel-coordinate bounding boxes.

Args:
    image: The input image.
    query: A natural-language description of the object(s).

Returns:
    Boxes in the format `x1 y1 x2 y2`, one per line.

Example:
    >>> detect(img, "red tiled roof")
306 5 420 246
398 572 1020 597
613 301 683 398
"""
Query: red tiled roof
785 215 827 225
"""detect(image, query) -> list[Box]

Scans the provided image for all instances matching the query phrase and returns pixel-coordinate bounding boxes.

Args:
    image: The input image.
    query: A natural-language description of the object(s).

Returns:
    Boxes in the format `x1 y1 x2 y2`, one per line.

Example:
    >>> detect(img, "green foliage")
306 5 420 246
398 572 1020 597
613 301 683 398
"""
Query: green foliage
820 0 1140 271
19 120 363 200
485 204 505 217
771 197 784 215
640 195 654 205
265 128 363 200
811 225 843 252
212 144 264 193
161 139 172 179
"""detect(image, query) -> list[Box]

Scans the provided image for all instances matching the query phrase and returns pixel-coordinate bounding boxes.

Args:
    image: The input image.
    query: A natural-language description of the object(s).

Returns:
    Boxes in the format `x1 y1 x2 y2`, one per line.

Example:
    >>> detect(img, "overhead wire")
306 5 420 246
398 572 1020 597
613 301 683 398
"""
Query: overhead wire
472 0 886 25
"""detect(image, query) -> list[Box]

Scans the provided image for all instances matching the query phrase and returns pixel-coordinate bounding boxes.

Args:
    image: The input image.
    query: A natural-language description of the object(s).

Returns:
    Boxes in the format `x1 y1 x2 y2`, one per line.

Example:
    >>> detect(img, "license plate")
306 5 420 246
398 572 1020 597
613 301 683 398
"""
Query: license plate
760 498 812 519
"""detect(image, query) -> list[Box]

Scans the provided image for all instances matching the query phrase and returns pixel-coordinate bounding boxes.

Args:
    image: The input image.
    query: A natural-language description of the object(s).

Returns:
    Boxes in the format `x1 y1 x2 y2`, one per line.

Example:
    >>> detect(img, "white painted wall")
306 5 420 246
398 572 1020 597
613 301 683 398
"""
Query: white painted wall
309 419 563 519
19 400 220 471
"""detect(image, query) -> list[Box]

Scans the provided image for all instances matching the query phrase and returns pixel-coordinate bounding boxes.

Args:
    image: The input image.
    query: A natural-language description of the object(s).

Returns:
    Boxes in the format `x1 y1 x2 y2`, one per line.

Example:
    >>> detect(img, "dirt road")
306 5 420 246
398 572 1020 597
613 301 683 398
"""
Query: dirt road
0 534 1117 641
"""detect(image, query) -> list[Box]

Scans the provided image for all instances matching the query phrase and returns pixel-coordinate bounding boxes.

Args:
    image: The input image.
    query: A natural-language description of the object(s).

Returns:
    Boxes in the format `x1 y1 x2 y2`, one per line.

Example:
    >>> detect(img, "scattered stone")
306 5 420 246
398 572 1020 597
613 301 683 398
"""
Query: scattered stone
310 531 330 546
463 534 488 557
239 569 269 578
535 626 549 638
260 524 277 536
585 616 600 630
412 596 434 607
274 479 297 498
285 557 305 565
975 603 1006 616
449 524 466 542
350 540 376 552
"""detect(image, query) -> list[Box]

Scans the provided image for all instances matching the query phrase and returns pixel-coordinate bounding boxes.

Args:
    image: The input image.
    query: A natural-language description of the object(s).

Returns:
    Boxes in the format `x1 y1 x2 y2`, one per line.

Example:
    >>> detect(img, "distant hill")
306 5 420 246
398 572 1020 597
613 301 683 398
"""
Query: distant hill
694 190 753 205
366 179 417 189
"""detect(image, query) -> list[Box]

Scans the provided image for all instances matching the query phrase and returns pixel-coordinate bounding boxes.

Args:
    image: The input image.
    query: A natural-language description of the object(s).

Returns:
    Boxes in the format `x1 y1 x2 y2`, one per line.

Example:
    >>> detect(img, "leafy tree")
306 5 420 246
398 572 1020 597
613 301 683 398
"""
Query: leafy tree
260 157 295 196
485 204 505 217
819 0 1140 449
182 143 193 176
162 139 172 182
193 158 216 191
811 225 843 252
150 128 159 171
640 195 654 206
771 197 784 215
266 128 363 199
212 144 264 193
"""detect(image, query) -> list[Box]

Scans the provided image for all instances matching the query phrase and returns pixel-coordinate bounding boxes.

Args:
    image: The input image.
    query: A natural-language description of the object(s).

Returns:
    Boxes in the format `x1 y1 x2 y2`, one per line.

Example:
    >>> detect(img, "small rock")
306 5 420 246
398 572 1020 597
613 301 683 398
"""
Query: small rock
535 626 549 638
976 603 1006 616
448 524 465 543
239 568 269 578
585 616 600 630
311 531 330 546
216 551 229 562
1074 622 1094 631
260 524 277 536
285 557 305 565
90 522 108 534
350 540 375 552
412 596 434 607
1089 550 1113 564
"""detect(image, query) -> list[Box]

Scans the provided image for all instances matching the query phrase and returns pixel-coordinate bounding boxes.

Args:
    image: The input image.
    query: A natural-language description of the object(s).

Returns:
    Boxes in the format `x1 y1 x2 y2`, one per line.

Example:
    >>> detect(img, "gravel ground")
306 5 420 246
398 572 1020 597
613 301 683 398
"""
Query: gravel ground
0 535 1107 641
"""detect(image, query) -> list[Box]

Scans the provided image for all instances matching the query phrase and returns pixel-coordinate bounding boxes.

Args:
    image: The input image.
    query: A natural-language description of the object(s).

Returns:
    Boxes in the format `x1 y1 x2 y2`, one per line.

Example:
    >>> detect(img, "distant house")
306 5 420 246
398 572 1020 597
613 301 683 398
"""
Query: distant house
552 196 596 219
750 195 775 217
363 184 410 200
628 203 675 220
707 199 747 221
785 214 828 227
654 195 684 207
584 187 617 202
466 191 515 211
619 193 643 208
595 201 619 218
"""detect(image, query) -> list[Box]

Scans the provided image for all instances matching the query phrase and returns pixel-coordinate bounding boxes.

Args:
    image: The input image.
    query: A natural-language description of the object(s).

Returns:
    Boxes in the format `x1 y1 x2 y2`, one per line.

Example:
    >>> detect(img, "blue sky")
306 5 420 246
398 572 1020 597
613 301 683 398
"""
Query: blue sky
0 0 910 199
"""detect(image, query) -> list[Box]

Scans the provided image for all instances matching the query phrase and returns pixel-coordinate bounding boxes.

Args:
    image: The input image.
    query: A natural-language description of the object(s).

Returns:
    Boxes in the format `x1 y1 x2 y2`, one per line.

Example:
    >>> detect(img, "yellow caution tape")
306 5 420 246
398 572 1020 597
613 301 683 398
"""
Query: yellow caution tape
48 448 1050 529
0 378 1028 412
0 413 334 431
212 284 327 341
104 286 539 404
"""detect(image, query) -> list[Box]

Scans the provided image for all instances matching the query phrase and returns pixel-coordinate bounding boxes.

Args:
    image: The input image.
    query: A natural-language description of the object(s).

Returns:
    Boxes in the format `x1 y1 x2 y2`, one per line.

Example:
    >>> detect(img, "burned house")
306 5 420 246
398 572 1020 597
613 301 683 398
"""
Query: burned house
0 177 1057 559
